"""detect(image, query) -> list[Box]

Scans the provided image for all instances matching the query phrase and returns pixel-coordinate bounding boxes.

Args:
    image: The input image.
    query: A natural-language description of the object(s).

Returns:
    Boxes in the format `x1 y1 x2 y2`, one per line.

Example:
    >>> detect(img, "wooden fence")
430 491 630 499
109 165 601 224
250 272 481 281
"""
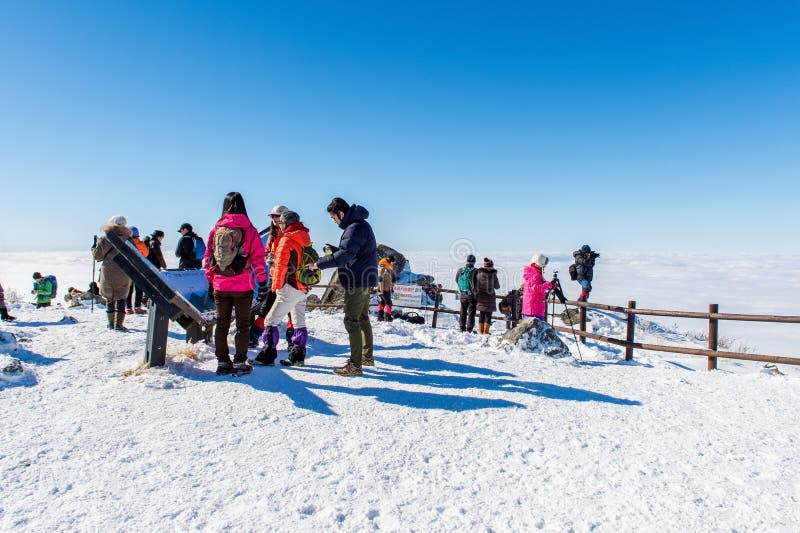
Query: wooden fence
306 284 800 369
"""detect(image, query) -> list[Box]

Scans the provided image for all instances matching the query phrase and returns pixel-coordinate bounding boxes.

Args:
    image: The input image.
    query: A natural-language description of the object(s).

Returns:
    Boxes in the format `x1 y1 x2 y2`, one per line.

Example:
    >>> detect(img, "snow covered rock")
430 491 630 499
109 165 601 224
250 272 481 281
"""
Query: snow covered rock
2 357 23 375
0 331 20 354
501 318 571 358
559 307 580 326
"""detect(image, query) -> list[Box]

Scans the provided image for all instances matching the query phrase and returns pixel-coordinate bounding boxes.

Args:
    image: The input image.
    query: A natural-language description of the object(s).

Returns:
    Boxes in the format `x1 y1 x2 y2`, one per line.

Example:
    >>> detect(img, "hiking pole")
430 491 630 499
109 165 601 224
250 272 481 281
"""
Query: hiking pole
91 235 97 314
551 272 583 361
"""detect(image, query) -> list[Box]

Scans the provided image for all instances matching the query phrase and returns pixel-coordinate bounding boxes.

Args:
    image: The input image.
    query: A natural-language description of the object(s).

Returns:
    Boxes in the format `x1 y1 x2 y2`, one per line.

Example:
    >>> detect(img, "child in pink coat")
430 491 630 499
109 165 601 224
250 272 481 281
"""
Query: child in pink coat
522 253 553 321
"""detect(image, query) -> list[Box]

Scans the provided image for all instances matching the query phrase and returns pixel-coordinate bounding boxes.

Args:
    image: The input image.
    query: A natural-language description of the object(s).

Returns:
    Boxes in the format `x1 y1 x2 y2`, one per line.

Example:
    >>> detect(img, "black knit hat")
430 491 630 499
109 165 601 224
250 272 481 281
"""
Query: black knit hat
466 254 476 265
280 210 300 226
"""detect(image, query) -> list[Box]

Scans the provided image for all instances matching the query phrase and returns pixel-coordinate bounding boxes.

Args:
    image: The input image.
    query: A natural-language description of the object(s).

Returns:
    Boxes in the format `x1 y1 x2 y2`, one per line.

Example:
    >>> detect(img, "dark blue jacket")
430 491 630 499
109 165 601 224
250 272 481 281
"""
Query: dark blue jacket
316 205 378 289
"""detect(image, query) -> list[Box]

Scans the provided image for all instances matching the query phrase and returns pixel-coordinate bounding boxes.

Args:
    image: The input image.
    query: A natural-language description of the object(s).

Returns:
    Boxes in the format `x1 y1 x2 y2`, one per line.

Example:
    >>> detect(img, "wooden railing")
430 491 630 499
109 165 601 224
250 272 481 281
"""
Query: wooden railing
305 284 800 369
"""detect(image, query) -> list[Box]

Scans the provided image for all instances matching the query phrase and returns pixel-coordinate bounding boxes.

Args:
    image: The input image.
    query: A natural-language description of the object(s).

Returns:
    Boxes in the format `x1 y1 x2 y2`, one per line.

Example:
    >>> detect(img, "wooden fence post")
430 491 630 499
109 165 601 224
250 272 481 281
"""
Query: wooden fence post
579 305 587 344
431 284 441 328
708 303 719 370
625 300 636 361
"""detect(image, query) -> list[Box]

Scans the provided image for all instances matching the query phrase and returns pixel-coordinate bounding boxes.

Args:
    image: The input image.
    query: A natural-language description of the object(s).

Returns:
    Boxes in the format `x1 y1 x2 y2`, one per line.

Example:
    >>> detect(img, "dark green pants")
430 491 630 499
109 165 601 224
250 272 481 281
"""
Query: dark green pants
343 287 373 367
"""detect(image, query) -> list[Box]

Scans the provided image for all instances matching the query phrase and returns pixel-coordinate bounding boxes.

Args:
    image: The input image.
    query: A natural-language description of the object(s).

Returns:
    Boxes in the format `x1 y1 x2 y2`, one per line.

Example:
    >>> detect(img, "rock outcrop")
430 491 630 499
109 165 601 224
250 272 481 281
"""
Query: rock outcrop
501 318 571 358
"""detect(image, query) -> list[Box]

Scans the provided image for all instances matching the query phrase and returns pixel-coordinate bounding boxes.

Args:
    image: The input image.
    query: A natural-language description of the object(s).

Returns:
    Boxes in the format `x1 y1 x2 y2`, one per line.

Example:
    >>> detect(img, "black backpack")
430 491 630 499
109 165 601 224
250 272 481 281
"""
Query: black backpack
568 264 578 281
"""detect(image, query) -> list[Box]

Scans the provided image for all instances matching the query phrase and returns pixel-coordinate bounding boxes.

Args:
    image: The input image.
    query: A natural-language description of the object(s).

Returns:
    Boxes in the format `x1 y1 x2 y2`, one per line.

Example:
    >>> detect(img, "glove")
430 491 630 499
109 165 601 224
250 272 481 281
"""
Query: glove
208 283 215 300
253 315 265 330
323 244 336 255
257 281 270 302
266 252 275 266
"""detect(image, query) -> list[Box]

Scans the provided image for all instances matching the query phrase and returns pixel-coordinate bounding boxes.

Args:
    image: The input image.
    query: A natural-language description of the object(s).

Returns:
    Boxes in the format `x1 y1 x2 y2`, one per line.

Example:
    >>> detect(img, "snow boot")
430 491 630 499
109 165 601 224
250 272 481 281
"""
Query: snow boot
114 311 128 331
216 360 234 375
106 312 115 330
1 308 16 321
253 347 277 366
232 361 253 375
280 345 306 367
377 310 385 322
333 361 363 377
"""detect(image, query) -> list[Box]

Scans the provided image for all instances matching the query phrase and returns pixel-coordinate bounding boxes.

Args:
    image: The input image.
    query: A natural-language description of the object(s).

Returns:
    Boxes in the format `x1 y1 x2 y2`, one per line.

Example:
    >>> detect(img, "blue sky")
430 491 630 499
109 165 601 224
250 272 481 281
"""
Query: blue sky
1 1 798 254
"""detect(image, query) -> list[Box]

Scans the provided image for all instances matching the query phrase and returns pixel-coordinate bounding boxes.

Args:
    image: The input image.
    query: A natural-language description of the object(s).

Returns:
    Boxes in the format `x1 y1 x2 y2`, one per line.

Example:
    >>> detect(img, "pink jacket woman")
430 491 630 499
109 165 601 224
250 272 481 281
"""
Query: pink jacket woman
522 265 553 319
204 213 268 292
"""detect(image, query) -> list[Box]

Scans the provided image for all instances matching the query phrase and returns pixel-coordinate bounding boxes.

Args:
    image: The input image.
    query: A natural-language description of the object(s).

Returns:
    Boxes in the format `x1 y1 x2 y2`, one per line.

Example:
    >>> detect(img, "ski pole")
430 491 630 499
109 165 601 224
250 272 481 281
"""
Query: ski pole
91 236 97 313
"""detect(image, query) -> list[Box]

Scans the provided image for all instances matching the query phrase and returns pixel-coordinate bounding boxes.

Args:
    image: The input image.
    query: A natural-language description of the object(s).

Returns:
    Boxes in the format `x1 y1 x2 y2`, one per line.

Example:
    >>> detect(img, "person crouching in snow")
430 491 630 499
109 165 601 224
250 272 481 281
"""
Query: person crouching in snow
376 255 395 321
522 253 553 321
204 192 268 375
254 210 312 367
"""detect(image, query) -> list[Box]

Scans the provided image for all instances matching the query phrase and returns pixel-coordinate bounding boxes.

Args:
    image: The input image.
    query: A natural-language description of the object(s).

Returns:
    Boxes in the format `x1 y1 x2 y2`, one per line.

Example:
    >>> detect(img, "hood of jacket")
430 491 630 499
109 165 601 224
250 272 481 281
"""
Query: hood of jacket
339 204 370 229
379 257 394 270
100 224 133 239
215 213 254 230
282 222 311 248
523 265 544 283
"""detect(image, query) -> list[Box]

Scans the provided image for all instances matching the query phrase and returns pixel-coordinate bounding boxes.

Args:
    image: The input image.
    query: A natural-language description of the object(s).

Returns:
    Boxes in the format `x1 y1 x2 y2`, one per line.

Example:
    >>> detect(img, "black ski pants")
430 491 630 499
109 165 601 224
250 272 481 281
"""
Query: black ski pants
459 297 476 332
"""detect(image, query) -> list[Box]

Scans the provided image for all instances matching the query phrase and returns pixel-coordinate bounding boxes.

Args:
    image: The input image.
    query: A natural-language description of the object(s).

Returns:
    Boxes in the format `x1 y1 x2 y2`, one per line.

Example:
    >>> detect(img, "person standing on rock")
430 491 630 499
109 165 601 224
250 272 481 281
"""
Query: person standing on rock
475 258 500 335
92 215 133 330
309 197 378 377
572 244 600 302
522 253 553 321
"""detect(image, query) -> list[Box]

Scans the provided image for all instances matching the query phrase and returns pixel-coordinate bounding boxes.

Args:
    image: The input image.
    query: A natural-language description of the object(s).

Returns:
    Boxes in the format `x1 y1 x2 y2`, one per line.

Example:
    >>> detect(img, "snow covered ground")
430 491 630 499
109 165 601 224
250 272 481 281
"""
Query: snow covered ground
1 252 799 531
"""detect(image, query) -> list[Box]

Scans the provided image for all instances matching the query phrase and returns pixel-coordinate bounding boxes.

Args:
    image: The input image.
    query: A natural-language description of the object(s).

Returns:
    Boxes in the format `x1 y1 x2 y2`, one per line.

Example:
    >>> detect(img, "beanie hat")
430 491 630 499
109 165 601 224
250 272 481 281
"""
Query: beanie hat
269 205 289 217
108 214 127 227
280 210 300 226
466 254 476 265
483 257 494 268
581 244 591 253
130 226 140 238
531 253 548 268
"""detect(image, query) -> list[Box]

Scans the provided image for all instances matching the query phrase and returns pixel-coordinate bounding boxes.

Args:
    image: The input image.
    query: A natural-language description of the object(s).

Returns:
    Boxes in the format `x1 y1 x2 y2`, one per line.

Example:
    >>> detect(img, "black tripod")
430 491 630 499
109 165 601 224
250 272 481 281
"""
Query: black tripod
549 272 583 360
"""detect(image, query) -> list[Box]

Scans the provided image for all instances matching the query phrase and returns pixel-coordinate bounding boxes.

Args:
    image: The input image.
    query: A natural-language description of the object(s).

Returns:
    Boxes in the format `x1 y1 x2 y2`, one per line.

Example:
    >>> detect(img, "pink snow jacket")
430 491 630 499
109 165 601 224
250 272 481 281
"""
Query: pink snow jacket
204 213 267 293
522 265 553 318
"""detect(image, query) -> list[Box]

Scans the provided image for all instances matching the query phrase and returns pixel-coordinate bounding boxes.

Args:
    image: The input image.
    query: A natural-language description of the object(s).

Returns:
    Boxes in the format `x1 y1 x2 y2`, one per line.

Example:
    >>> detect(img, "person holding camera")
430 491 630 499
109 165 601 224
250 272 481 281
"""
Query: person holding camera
572 244 600 302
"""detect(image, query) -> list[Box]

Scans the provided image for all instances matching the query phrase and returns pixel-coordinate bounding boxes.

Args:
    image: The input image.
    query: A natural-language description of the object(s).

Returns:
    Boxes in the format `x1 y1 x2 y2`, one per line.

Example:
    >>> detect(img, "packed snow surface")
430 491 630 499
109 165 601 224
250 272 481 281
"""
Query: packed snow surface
1 252 799 531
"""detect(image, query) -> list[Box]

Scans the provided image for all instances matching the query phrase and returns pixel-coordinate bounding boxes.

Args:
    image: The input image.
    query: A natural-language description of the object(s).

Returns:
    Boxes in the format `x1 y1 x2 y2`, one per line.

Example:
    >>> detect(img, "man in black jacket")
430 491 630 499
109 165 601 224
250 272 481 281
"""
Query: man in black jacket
310 198 378 376
175 223 203 270
573 244 600 302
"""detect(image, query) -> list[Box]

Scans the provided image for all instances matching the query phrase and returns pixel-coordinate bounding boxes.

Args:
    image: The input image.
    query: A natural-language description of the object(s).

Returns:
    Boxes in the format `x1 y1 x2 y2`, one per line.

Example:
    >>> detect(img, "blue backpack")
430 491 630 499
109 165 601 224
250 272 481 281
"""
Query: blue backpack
192 237 206 261
45 274 58 299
